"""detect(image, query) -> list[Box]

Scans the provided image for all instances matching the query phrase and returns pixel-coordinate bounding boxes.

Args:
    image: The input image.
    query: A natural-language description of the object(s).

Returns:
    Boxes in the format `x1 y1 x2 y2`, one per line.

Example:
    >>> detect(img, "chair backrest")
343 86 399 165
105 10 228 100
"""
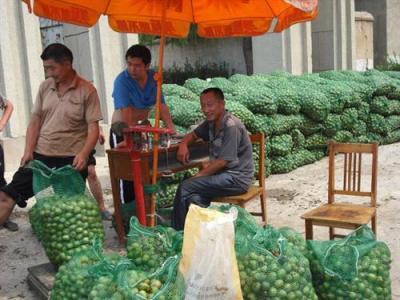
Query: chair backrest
328 141 378 207
250 133 265 188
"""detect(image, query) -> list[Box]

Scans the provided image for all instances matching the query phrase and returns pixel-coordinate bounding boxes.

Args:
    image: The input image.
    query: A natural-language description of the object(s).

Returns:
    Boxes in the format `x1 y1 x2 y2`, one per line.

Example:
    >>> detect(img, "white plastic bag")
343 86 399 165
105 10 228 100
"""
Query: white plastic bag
179 205 243 300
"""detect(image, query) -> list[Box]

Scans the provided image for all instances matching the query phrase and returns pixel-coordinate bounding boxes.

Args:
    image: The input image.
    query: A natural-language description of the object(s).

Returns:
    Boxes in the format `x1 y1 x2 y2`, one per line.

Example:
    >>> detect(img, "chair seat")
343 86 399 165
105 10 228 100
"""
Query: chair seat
213 185 263 204
301 203 376 225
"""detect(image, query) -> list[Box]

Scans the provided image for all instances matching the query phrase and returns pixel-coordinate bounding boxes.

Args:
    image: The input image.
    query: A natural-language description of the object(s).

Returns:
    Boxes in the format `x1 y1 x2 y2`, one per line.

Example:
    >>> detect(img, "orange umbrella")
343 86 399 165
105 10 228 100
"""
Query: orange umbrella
22 0 319 226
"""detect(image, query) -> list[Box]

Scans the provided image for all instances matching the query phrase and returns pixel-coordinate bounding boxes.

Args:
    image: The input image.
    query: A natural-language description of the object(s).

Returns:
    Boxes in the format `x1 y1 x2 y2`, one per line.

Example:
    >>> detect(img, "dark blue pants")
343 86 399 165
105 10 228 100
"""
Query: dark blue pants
172 173 247 230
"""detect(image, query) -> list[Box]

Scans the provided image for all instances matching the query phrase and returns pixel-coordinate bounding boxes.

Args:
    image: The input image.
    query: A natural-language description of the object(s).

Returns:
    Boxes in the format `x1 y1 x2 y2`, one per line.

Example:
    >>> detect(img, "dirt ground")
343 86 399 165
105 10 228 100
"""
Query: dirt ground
0 143 399 300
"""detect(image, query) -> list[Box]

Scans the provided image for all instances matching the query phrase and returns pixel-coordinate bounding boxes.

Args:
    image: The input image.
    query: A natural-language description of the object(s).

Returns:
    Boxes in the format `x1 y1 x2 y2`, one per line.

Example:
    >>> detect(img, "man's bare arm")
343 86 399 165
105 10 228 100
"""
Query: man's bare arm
0 100 13 131
73 121 99 170
177 131 198 164
160 103 176 134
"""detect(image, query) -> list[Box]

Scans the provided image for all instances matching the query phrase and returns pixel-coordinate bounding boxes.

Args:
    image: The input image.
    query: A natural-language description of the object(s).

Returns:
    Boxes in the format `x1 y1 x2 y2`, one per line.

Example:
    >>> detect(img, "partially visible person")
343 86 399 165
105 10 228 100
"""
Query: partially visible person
172 88 254 230
87 126 112 220
109 44 176 203
0 43 102 227
0 94 16 231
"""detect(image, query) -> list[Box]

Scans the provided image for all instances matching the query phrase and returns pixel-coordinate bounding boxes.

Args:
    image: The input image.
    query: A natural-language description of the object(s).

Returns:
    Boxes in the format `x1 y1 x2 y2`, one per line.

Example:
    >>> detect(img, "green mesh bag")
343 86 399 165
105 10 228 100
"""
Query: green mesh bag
208 77 236 94
270 154 297 174
278 227 310 258
28 201 44 241
27 161 105 266
236 226 318 300
225 100 257 131
127 217 183 273
291 149 319 168
183 78 210 95
382 129 400 144
358 101 370 122
162 84 198 102
28 160 86 199
333 130 353 143
166 97 203 128
270 114 304 135
305 133 328 150
88 255 149 300
128 255 184 300
370 96 400 116
51 238 116 300
341 108 359 131
211 204 261 243
298 116 324 136
308 226 392 300
270 134 294 156
367 114 390 136
291 129 306 149
323 114 342 137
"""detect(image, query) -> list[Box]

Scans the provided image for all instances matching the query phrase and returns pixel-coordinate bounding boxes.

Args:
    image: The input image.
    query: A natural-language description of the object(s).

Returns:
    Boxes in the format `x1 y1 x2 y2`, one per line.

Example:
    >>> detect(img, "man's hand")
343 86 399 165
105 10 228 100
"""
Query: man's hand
177 143 190 165
73 153 88 170
20 152 34 167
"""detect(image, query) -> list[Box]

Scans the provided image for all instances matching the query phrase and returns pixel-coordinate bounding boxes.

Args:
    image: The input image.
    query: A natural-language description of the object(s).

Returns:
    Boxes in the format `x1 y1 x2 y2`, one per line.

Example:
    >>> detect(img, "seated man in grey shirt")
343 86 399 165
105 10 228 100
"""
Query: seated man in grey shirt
172 87 254 230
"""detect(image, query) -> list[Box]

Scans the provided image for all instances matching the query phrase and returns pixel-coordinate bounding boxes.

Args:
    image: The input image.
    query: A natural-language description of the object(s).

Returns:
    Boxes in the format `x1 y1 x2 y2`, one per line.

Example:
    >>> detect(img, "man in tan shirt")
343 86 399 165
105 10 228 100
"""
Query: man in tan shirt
0 43 102 227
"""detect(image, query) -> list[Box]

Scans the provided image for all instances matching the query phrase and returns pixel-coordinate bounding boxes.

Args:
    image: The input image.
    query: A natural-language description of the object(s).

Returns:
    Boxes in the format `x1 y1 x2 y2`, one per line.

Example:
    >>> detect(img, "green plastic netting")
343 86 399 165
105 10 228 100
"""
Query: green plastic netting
308 226 392 300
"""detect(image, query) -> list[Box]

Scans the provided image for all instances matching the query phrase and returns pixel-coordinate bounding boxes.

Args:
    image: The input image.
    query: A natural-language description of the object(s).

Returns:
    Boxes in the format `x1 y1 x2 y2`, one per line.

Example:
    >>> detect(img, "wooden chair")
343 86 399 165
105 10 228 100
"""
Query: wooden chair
212 133 267 224
301 141 378 240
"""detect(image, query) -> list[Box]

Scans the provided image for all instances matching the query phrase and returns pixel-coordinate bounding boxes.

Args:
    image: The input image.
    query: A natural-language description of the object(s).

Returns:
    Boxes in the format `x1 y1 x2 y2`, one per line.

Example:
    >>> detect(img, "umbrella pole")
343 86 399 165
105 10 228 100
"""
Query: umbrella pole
149 1 167 227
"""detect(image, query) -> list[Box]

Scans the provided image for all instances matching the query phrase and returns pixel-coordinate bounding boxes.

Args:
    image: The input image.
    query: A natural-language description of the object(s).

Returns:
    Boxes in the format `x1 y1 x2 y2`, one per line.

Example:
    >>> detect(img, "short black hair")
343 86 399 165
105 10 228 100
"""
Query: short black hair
40 43 73 64
125 44 151 65
201 87 225 101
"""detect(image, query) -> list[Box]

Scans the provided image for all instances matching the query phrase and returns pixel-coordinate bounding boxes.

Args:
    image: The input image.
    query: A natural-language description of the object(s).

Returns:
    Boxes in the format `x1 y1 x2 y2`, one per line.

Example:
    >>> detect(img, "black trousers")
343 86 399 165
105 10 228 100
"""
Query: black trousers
109 129 135 203
0 144 6 188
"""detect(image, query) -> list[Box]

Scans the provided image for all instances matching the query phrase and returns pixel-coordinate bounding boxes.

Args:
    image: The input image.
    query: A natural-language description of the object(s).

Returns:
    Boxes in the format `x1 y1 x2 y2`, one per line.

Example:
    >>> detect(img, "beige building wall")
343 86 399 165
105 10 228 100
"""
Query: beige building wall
386 0 400 61
354 0 400 65
252 22 313 75
312 0 355 72
355 11 374 71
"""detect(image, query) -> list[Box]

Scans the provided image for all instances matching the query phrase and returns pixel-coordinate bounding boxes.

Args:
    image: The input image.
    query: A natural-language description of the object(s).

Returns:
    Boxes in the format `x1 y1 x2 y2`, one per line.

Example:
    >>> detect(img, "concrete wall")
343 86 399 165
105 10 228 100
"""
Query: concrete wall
355 11 374 71
386 0 400 60
0 1 44 139
312 0 355 72
355 0 388 65
63 18 138 124
252 22 313 75
149 38 247 75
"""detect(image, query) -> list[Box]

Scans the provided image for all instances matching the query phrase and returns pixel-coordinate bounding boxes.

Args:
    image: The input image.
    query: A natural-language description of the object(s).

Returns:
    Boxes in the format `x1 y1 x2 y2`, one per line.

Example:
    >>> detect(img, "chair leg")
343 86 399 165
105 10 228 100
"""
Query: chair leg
372 215 377 237
305 220 313 240
260 192 267 225
329 227 335 240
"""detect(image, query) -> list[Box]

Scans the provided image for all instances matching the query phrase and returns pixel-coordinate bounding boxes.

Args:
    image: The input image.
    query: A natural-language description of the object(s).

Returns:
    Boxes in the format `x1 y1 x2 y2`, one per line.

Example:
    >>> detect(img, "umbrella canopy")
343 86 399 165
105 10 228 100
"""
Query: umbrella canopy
22 0 318 227
23 0 318 38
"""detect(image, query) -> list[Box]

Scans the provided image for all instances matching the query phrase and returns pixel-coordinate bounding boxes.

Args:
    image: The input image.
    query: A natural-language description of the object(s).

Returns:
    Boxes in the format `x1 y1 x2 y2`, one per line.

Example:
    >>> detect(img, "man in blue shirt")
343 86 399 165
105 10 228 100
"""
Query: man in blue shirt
110 44 175 203
111 44 175 135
